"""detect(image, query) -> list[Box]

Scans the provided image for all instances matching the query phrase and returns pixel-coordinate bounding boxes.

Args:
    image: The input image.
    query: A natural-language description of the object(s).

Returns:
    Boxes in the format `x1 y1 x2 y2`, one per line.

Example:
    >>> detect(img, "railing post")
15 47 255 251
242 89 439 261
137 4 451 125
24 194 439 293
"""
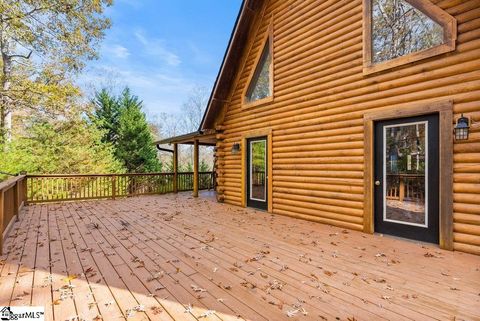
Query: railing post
193 140 199 197
23 176 28 205
0 190 4 255
211 171 215 190
173 143 178 193
13 181 19 222
111 175 116 200
399 177 405 202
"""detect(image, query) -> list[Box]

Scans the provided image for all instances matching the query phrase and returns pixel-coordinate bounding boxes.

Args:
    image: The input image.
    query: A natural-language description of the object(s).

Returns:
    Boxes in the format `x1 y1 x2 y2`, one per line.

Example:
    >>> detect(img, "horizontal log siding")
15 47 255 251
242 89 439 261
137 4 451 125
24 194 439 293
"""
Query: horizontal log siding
215 0 480 254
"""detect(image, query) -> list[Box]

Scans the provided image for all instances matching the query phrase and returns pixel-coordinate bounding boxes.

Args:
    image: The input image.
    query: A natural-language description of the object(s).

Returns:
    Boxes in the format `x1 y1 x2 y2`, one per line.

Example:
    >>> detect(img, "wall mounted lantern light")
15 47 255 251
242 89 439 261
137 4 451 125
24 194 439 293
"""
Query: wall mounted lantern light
231 143 241 154
454 114 470 141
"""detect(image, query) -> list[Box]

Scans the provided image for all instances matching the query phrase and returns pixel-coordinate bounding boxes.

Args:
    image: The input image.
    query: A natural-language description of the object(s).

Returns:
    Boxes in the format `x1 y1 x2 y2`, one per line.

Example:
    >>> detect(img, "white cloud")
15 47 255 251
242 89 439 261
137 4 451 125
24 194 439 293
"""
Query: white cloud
110 44 130 59
134 29 181 66
78 63 195 115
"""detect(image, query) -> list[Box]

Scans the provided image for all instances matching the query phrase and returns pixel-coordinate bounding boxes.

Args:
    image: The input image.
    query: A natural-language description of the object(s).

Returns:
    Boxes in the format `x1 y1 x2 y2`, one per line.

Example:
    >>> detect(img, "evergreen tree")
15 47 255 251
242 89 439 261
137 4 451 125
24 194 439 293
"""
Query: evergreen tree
91 88 121 145
0 116 122 177
115 88 162 173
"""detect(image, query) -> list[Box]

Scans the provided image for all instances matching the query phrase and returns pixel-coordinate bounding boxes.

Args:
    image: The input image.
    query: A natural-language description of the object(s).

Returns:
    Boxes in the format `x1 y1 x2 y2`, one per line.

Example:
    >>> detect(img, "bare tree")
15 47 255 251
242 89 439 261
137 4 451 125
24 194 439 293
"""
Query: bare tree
179 85 209 133
155 85 214 172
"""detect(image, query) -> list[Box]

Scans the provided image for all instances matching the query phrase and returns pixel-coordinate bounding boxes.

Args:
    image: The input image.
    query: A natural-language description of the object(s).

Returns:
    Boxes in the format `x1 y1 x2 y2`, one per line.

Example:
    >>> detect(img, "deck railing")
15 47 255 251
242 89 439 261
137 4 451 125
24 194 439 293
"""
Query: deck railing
26 172 215 203
0 175 27 254
386 173 425 202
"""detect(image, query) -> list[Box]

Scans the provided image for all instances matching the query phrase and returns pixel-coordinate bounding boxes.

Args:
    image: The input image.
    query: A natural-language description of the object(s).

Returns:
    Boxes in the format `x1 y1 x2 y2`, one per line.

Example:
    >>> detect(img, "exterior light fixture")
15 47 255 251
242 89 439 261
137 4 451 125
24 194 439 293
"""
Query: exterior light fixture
454 114 470 141
231 143 241 154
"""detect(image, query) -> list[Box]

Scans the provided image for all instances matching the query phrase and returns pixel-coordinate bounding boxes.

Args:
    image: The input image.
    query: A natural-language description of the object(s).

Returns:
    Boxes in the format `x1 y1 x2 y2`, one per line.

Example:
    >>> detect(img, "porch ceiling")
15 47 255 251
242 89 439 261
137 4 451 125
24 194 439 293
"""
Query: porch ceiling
155 130 217 146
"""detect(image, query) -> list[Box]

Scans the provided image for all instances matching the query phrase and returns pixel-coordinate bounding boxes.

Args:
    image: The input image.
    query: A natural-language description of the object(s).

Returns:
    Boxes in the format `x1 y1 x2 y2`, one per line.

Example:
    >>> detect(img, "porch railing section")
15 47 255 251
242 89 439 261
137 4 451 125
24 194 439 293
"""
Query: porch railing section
386 174 425 202
252 171 265 186
0 175 27 254
177 172 213 191
26 172 215 203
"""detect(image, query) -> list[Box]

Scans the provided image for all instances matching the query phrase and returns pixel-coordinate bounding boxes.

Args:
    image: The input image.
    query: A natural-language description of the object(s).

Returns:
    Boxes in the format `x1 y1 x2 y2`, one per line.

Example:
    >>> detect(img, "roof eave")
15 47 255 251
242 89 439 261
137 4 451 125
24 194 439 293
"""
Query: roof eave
199 0 265 131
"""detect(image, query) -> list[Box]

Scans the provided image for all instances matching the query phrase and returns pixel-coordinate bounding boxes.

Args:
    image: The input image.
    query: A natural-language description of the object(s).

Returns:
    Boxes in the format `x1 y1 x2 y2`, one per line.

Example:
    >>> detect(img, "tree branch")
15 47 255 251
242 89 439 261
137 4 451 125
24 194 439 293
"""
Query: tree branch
8 50 32 60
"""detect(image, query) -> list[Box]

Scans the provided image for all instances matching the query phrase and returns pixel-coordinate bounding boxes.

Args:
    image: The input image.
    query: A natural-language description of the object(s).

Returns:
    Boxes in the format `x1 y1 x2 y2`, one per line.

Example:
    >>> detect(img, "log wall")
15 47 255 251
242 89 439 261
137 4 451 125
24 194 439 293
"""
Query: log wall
214 0 480 254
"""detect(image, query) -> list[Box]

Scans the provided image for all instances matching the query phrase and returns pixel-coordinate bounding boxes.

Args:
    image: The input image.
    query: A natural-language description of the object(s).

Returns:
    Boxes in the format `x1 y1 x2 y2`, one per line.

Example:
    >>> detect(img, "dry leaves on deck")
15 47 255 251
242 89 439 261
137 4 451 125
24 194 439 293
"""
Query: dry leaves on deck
191 284 207 293
198 310 216 319
150 306 163 315
126 305 145 318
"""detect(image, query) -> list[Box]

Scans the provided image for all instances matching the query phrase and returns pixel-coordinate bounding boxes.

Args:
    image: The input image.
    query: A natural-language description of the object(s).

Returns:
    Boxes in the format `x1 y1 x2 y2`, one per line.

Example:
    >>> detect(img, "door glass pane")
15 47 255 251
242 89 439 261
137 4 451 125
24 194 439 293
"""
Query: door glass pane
250 140 266 201
384 122 427 227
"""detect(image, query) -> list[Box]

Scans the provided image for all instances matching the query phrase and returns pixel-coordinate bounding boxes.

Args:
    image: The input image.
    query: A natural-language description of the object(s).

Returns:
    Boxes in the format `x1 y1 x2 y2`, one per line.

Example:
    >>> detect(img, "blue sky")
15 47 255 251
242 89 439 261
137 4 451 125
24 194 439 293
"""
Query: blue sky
80 0 242 119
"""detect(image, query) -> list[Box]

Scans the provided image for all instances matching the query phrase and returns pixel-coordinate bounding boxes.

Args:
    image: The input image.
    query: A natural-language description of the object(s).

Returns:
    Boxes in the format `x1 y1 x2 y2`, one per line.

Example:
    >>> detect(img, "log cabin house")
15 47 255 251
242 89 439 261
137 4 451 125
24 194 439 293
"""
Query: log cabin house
157 0 480 255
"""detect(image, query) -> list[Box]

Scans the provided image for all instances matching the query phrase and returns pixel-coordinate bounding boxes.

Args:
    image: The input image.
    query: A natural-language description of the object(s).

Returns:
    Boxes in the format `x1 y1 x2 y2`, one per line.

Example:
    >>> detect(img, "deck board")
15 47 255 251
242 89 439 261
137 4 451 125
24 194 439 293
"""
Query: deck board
0 192 479 321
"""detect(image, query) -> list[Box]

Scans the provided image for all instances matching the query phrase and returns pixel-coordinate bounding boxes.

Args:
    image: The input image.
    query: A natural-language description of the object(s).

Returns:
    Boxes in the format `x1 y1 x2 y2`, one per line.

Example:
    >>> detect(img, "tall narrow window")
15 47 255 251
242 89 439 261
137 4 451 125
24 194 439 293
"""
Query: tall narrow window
245 41 272 103
244 22 273 107
363 0 456 74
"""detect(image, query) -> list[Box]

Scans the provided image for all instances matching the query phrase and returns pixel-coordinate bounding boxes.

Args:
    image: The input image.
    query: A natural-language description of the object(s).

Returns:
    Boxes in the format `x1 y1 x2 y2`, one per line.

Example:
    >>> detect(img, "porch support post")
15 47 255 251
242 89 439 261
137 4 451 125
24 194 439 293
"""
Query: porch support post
193 139 199 197
173 143 178 193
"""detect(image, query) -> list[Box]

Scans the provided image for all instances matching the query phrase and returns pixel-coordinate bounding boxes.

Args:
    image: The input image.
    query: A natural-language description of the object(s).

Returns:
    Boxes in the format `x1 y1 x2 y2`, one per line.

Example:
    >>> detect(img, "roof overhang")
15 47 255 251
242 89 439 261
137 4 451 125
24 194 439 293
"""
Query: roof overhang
156 0 264 147
199 0 265 130
155 131 217 147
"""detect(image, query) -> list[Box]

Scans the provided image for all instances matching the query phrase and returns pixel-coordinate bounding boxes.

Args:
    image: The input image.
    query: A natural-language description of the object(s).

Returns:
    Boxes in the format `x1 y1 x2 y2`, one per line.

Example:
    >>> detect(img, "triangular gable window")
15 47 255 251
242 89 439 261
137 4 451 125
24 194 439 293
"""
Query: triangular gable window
363 0 456 74
244 30 273 105
372 0 444 63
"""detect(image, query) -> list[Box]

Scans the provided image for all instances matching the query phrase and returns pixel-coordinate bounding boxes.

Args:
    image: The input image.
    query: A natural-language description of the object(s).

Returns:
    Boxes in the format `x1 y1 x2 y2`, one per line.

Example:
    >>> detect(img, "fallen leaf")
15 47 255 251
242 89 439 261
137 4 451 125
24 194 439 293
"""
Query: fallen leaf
191 284 207 293
198 310 215 319
62 275 77 282
150 306 163 315
286 309 299 318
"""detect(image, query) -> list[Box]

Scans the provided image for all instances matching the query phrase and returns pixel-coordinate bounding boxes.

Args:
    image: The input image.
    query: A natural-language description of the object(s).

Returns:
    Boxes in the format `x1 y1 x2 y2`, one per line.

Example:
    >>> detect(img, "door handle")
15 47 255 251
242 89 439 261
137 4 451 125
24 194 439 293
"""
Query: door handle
375 180 381 186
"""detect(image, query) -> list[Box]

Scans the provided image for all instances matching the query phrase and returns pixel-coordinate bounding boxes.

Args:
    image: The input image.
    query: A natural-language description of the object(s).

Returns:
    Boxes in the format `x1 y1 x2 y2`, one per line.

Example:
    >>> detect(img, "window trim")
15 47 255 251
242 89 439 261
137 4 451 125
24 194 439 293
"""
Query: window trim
242 20 274 109
363 0 457 75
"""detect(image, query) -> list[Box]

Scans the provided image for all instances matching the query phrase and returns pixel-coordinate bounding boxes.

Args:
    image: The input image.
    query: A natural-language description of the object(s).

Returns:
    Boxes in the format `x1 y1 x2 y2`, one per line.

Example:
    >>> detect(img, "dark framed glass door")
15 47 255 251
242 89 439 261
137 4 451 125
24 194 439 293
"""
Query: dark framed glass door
246 137 268 210
374 114 439 243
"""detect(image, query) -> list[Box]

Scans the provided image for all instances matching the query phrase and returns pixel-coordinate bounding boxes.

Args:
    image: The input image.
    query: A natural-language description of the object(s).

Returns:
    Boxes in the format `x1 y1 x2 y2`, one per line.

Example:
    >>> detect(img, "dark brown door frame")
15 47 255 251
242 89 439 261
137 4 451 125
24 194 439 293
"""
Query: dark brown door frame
246 136 268 210
241 128 273 212
363 101 453 250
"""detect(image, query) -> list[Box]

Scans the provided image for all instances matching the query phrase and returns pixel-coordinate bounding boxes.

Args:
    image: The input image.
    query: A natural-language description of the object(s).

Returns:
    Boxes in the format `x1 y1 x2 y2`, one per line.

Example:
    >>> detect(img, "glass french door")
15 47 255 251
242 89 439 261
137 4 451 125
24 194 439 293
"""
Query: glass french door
246 137 268 210
374 114 439 243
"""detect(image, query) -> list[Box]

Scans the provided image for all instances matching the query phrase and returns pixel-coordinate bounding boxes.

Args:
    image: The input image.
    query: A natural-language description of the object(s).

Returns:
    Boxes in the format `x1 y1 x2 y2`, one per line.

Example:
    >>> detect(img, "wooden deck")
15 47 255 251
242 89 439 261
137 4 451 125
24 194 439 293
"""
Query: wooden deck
0 192 479 321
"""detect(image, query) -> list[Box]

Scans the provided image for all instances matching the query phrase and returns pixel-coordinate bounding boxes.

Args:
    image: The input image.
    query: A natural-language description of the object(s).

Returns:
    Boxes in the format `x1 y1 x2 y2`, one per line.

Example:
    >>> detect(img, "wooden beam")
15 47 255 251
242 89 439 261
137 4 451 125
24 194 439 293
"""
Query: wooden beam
193 140 199 197
363 119 374 233
173 143 178 194
157 146 174 153
439 108 453 250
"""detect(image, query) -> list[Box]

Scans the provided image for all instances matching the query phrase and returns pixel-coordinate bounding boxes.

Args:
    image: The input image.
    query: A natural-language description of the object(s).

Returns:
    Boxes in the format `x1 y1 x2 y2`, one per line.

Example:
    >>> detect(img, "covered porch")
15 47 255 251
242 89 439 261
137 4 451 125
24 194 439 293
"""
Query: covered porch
0 193 478 321
156 130 217 198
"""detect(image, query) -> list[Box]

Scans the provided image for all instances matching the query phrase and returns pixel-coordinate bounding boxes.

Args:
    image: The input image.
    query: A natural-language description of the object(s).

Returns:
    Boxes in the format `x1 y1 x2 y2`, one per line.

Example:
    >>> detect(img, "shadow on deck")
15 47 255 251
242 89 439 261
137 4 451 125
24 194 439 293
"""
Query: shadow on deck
0 192 479 321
